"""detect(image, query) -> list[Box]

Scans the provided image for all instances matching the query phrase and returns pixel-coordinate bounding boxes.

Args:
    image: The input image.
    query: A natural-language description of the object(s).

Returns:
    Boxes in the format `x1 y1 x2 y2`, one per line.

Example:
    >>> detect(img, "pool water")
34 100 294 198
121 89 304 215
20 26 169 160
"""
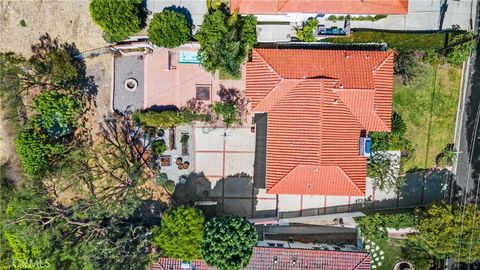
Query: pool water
178 50 200 64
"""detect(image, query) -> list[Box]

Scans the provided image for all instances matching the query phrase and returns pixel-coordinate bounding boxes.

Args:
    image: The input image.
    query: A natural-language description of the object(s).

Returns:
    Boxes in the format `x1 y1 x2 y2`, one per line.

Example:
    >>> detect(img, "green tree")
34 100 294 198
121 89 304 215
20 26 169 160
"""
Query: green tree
14 118 64 177
148 10 191 48
356 212 414 243
34 91 82 131
153 206 204 260
295 18 318 43
89 0 143 42
412 204 480 264
202 216 257 270
195 10 257 78
445 32 476 65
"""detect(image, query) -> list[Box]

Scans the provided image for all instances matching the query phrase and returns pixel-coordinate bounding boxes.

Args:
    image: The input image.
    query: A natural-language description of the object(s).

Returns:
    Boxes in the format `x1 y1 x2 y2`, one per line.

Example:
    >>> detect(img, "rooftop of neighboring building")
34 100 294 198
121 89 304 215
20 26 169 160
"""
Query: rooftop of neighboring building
151 246 371 270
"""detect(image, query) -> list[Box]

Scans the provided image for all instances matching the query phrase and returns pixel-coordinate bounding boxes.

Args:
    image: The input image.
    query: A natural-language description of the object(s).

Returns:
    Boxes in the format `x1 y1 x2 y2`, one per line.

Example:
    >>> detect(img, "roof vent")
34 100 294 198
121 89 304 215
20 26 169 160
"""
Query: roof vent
366 53 370 59
333 98 338 104
344 52 350 59
273 257 278 264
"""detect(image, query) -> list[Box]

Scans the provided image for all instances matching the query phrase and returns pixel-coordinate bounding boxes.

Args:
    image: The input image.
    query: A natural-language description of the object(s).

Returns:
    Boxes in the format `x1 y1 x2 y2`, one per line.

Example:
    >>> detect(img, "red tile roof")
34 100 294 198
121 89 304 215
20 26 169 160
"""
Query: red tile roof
231 0 409 15
246 48 393 195
151 247 371 270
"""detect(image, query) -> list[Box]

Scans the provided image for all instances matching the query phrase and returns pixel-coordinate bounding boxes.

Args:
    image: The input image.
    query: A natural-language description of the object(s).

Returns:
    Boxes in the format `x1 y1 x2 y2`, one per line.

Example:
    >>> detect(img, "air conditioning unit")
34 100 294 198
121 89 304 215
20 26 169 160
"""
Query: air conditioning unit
359 137 372 157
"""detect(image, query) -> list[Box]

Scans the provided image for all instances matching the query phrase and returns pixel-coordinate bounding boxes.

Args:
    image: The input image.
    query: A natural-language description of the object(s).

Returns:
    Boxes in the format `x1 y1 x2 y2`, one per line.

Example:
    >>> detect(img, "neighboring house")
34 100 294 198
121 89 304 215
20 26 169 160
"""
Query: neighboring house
230 0 409 15
247 48 393 196
230 0 409 41
151 246 371 270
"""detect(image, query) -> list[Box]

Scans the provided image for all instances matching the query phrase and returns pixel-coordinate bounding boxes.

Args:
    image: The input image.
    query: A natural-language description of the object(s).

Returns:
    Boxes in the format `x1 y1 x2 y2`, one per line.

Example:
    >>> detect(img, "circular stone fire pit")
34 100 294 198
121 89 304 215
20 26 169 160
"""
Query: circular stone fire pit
124 78 138 91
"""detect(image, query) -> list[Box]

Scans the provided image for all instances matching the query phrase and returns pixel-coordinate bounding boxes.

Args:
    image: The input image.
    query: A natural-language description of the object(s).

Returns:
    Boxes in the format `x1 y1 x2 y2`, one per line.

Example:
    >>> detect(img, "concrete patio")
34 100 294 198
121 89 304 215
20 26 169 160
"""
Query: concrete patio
144 45 246 110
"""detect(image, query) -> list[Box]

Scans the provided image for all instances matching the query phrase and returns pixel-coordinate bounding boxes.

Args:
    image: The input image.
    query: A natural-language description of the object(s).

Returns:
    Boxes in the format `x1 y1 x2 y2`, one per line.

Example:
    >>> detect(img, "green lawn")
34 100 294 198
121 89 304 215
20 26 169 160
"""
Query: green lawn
378 240 430 270
324 31 446 50
393 63 461 171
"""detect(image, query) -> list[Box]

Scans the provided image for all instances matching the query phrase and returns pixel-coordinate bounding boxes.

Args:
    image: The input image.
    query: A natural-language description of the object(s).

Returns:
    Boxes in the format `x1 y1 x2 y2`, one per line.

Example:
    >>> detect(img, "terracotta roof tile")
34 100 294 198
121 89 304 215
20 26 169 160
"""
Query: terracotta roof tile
231 0 409 15
246 49 394 196
151 247 371 270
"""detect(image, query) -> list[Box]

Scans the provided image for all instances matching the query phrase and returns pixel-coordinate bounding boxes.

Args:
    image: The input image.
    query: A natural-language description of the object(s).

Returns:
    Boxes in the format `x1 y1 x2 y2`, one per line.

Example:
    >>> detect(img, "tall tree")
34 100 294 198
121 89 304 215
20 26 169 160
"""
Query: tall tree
195 9 256 78
89 0 143 42
201 216 257 270
148 10 191 48
153 206 204 260
413 204 480 264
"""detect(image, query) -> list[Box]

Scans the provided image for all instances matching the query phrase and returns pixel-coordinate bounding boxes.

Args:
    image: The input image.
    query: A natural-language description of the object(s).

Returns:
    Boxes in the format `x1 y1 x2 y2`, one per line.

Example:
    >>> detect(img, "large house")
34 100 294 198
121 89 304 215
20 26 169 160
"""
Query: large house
247 48 394 196
151 246 371 270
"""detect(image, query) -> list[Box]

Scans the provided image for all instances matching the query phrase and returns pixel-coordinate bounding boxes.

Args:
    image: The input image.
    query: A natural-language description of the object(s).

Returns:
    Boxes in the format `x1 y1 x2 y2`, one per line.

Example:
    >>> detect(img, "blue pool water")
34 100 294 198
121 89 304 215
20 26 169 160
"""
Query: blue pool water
178 50 200 64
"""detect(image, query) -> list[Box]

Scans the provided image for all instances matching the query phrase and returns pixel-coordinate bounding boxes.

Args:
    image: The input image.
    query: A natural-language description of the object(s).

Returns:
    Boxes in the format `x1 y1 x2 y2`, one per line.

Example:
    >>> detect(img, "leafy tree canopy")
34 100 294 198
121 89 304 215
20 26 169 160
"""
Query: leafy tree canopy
413 203 480 264
148 10 191 48
445 31 476 66
201 216 257 270
356 212 414 243
89 0 143 42
195 10 256 78
153 206 204 260
295 18 318 43
14 118 64 178
34 91 82 132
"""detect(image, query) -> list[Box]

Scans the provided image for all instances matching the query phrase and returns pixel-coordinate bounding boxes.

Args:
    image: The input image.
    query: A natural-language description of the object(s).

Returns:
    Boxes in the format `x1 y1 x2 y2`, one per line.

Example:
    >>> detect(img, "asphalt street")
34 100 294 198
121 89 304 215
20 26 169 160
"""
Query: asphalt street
455 0 480 203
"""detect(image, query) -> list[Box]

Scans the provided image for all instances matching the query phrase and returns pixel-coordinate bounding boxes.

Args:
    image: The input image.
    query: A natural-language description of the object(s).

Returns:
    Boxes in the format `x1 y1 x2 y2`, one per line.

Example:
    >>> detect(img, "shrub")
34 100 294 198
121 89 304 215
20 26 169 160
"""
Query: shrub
296 18 318 43
195 10 257 78
213 102 236 126
394 49 419 85
133 111 186 128
151 139 167 156
15 119 64 177
356 212 415 243
213 85 249 126
202 216 257 270
20 20 27 27
327 15 387 22
148 10 191 48
153 206 204 260
445 31 476 65
89 0 143 42
34 91 82 132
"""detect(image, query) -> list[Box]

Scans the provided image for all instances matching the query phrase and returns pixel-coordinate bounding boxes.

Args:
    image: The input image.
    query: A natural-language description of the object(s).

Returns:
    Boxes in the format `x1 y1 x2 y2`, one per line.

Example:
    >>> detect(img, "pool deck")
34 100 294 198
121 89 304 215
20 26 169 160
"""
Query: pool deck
144 46 246 110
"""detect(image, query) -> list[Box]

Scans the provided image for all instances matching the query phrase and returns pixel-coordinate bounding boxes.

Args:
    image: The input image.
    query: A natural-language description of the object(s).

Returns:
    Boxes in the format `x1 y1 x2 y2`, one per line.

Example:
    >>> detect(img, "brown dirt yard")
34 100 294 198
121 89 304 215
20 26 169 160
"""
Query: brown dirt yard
0 0 111 184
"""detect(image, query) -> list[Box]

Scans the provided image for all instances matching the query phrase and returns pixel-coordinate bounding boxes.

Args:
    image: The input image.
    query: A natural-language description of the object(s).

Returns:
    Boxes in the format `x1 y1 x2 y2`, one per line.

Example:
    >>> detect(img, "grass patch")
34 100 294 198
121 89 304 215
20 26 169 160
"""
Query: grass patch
378 239 430 270
219 69 242 80
324 31 446 50
393 63 461 171
20 19 27 27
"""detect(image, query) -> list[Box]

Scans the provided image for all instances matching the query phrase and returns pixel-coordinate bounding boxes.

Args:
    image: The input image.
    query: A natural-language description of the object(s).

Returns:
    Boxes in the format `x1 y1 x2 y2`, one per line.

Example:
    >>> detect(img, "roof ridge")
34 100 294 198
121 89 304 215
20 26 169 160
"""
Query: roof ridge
252 78 302 112
329 88 366 129
335 166 364 195
254 49 284 79
352 252 371 270
250 49 283 108
373 50 395 72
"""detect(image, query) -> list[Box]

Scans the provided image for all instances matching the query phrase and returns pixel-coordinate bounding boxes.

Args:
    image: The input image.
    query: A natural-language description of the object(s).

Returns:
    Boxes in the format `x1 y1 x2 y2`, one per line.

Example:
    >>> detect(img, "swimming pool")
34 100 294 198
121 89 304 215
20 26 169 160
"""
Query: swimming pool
178 50 201 64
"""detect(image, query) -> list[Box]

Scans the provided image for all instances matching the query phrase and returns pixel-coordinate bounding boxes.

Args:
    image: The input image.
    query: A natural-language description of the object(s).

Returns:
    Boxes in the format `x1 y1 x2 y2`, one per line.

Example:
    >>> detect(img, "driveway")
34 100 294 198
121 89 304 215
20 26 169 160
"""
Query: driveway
349 0 475 31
